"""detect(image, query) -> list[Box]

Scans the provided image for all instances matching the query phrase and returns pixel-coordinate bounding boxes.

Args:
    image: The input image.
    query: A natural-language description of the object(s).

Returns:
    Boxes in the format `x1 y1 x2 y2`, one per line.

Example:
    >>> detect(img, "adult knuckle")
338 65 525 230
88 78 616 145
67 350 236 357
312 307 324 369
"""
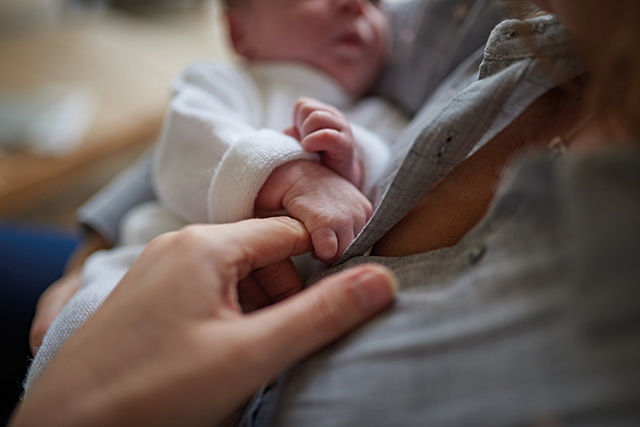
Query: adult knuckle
149 226 206 261
146 232 174 253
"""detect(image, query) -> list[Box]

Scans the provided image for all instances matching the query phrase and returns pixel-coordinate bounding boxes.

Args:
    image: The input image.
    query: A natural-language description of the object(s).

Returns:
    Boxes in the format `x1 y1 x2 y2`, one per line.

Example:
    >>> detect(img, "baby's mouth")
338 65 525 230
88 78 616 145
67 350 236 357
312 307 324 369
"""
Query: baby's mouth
331 30 367 60
334 30 364 47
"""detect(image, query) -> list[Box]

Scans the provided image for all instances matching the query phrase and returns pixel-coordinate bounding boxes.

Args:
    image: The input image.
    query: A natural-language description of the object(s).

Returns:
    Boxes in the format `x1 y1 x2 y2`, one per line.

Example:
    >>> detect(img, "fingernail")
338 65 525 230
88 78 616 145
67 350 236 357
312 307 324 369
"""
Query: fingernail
349 266 398 311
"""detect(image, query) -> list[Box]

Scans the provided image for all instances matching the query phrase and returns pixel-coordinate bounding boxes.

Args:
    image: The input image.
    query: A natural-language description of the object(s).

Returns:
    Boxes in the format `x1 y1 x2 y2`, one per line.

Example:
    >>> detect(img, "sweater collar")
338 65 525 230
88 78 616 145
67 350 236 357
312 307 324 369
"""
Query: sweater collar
247 61 354 109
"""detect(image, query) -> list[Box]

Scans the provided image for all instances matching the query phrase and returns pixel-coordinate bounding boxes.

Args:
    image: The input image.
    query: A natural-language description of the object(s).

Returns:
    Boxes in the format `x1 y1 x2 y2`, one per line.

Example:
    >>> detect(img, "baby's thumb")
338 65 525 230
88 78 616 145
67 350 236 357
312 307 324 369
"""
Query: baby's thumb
246 265 397 377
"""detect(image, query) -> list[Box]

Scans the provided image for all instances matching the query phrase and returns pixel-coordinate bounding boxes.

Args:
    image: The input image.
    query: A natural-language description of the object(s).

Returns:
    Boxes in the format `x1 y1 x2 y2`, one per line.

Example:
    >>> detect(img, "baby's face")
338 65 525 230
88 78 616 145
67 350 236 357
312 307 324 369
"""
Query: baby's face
227 0 389 97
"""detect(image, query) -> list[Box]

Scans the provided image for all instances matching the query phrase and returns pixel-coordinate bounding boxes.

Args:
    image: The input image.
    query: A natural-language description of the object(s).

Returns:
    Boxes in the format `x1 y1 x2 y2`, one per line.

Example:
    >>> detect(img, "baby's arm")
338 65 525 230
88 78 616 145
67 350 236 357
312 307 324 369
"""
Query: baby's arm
153 62 318 224
256 160 372 263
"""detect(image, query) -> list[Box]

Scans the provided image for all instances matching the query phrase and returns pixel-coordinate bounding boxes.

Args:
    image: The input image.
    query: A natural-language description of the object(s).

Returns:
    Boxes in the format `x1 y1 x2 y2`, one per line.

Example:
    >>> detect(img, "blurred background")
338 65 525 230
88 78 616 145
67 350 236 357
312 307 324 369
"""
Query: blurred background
0 0 231 421
0 0 231 227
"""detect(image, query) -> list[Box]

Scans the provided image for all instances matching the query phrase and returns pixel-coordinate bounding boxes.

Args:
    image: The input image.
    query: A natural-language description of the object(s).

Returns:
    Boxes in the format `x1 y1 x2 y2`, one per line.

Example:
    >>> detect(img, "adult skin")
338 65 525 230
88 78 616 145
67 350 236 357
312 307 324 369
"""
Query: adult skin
28 229 108 354
11 217 396 426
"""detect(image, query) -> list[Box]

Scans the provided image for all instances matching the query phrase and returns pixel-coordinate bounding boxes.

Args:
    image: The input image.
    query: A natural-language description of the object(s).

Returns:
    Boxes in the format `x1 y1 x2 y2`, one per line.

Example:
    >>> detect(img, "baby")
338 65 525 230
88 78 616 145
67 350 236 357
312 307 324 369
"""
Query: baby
25 0 407 390
154 0 406 261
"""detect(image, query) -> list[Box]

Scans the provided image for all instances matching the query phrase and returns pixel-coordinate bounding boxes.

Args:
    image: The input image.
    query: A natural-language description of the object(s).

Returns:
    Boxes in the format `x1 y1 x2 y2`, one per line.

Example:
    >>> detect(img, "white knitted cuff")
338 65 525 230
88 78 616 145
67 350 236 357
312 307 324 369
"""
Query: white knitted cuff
207 129 318 223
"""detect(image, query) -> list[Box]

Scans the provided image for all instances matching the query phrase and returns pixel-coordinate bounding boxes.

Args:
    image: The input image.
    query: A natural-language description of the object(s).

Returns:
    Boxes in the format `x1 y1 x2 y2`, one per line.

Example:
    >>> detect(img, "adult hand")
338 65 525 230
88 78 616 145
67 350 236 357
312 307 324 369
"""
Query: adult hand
29 229 110 354
12 217 396 427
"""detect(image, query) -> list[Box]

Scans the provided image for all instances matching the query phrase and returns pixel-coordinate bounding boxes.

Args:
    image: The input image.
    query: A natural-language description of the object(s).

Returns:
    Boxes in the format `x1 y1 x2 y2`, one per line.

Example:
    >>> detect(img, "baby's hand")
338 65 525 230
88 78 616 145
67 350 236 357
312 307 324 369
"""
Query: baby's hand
285 97 362 187
255 160 372 263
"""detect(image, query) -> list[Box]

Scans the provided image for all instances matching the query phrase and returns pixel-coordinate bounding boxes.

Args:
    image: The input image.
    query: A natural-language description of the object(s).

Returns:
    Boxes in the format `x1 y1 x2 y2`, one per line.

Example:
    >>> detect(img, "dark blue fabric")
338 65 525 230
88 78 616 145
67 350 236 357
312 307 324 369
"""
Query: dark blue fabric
0 223 79 424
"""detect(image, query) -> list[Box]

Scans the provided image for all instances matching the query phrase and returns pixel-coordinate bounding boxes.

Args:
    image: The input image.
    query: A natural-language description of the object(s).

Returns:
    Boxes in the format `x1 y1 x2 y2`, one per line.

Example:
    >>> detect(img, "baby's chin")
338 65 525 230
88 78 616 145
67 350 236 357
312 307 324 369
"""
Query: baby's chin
331 42 369 62
331 64 380 97
338 76 375 98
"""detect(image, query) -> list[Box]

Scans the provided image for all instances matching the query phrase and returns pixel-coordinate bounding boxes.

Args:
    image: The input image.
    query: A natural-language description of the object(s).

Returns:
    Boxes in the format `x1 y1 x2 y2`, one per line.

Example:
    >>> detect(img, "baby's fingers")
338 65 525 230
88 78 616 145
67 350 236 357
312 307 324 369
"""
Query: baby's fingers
300 110 347 138
335 224 356 264
300 129 351 155
283 126 300 140
310 227 339 262
294 97 342 133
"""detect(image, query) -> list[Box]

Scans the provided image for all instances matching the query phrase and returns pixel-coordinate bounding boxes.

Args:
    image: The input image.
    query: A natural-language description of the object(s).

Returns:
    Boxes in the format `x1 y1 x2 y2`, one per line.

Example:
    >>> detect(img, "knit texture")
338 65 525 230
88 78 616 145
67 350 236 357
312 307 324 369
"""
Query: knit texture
208 130 318 222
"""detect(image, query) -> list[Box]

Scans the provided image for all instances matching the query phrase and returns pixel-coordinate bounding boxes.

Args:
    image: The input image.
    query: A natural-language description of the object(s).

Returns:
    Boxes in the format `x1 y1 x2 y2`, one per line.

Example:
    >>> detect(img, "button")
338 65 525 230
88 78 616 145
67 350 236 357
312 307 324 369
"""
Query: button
468 244 487 264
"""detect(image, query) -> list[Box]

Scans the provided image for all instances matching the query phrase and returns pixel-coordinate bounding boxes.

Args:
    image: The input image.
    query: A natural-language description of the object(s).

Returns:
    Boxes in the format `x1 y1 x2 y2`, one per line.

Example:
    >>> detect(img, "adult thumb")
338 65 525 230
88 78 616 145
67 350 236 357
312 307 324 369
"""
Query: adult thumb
246 264 397 377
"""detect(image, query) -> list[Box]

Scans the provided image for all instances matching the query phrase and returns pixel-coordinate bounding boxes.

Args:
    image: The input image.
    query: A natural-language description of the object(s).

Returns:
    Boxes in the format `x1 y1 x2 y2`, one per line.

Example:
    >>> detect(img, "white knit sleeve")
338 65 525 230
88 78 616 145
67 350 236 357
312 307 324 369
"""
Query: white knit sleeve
208 129 317 222
153 62 317 224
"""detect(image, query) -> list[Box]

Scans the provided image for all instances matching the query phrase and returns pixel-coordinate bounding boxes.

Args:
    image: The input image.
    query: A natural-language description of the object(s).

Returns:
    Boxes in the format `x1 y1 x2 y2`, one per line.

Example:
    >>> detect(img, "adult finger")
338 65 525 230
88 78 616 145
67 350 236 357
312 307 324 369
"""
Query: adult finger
200 217 312 279
29 273 82 355
252 258 304 301
245 264 397 377
239 259 304 312
238 276 271 313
